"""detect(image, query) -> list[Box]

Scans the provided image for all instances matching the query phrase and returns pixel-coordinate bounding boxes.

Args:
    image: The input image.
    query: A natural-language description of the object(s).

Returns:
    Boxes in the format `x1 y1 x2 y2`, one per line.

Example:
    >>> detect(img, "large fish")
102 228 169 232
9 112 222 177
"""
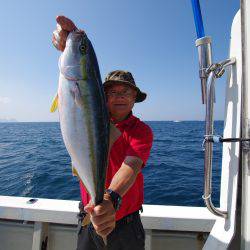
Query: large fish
51 30 114 206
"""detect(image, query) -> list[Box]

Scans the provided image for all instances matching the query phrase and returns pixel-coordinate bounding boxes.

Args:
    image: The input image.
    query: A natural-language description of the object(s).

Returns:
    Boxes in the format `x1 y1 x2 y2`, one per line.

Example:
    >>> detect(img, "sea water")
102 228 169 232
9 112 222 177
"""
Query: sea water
0 121 223 207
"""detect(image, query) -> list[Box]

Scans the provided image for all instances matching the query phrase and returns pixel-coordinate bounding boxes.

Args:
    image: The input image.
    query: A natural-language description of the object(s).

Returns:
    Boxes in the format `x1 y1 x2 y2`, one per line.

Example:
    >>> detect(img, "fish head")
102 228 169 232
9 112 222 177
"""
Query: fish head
59 31 87 81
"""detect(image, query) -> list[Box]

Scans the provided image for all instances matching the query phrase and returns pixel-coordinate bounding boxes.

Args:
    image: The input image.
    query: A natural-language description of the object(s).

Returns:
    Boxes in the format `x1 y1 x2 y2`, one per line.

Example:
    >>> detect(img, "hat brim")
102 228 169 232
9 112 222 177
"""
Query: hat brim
103 80 147 103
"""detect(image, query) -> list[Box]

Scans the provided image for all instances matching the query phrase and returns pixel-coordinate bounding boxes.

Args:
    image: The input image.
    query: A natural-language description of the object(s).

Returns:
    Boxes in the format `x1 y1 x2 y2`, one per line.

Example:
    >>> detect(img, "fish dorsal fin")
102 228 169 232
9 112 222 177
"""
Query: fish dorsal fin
109 122 121 152
50 94 59 113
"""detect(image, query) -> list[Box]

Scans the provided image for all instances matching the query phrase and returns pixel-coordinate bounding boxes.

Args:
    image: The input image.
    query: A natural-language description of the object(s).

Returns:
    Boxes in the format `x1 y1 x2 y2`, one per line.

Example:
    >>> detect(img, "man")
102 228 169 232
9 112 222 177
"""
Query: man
52 16 153 250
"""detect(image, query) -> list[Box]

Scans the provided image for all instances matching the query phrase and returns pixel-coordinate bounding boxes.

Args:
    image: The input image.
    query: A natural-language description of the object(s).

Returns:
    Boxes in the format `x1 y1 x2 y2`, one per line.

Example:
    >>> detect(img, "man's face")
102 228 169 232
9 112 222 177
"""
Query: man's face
106 83 137 120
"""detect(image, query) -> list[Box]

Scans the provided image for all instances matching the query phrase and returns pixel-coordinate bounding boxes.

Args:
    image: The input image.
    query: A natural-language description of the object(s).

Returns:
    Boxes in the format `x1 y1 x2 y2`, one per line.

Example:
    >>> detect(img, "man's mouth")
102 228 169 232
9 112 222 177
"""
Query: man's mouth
114 103 127 106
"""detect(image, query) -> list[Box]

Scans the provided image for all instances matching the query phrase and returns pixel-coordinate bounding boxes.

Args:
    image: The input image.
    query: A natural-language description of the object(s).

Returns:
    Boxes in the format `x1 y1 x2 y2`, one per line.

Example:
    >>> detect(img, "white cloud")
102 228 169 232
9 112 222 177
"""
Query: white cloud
0 97 11 104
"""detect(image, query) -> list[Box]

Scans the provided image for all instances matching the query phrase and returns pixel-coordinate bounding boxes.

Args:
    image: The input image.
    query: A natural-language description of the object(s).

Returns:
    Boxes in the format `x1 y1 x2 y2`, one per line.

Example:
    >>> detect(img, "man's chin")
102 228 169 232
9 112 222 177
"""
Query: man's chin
111 109 130 118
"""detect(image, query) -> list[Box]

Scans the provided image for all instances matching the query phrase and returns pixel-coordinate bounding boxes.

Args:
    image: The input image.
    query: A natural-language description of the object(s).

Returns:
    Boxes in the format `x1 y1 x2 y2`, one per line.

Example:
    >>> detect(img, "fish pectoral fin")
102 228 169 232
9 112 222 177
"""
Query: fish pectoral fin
50 93 59 113
109 122 121 151
73 82 84 107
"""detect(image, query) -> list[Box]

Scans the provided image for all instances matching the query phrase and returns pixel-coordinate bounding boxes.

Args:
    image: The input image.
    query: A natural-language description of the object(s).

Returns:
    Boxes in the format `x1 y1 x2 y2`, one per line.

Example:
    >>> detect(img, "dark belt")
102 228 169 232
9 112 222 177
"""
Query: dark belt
77 201 142 228
115 209 141 227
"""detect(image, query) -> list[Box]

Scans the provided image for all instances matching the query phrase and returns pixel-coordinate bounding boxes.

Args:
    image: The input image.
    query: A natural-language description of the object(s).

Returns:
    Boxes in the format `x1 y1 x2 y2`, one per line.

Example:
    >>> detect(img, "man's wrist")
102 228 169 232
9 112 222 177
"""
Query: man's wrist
105 189 122 211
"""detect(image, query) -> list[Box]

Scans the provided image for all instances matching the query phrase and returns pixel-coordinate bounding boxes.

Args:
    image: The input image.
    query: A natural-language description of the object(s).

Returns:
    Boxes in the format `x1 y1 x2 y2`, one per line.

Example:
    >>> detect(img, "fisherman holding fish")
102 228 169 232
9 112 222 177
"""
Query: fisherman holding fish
52 16 153 250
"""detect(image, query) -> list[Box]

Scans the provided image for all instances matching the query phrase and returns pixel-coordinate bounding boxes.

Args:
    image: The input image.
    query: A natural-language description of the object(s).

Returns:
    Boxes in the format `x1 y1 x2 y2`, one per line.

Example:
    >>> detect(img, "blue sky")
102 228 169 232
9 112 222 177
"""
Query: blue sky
0 0 239 121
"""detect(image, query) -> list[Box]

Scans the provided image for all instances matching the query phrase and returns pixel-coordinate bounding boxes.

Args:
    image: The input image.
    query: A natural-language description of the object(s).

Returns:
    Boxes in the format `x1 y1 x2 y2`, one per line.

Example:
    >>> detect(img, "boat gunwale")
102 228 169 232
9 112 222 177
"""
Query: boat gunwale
0 195 216 232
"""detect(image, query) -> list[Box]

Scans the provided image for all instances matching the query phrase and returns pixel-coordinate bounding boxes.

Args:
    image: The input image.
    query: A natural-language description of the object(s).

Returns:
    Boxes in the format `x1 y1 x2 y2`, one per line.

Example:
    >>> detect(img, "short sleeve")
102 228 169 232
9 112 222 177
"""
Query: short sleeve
126 123 153 167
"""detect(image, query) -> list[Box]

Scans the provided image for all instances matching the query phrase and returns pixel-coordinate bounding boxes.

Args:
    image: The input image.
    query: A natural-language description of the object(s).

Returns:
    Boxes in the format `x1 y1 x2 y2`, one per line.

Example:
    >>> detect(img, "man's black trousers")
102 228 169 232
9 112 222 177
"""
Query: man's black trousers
76 210 145 250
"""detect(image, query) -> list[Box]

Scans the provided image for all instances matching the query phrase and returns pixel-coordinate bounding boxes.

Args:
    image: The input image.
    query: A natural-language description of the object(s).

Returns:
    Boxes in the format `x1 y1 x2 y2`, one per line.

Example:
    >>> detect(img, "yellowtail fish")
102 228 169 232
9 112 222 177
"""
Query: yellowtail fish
51 30 114 206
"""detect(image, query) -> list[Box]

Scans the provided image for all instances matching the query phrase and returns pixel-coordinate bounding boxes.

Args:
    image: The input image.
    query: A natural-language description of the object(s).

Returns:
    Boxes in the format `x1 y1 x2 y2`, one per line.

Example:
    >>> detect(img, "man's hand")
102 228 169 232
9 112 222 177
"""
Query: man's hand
84 194 116 238
52 16 77 51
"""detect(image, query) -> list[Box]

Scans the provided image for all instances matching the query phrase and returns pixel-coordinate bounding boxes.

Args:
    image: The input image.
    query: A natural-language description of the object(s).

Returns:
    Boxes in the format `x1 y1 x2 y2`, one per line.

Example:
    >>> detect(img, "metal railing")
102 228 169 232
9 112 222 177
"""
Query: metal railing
196 36 236 218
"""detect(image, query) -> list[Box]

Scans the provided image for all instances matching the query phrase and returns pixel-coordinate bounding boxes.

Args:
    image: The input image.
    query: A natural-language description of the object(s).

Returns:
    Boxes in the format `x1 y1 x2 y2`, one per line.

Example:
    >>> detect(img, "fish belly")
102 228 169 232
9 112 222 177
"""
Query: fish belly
58 75 97 200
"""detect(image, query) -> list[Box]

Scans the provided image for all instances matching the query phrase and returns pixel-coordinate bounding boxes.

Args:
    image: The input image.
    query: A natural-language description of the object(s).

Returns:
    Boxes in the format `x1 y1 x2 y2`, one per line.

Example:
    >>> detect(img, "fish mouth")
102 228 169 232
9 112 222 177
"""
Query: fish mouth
66 31 85 45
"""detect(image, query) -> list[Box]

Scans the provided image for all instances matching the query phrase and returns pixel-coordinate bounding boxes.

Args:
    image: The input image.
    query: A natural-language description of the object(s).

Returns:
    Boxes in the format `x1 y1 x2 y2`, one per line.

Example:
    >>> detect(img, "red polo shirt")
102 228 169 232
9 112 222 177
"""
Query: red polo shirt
79 114 153 221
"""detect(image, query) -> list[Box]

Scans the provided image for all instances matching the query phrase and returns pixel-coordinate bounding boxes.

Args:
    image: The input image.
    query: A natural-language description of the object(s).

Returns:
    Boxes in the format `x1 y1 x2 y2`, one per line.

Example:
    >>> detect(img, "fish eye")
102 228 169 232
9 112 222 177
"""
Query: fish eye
79 44 86 53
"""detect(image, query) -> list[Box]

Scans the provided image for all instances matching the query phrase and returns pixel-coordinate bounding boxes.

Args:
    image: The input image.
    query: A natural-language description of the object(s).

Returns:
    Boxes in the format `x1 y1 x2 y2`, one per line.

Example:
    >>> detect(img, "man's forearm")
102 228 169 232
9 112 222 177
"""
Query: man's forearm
108 156 143 196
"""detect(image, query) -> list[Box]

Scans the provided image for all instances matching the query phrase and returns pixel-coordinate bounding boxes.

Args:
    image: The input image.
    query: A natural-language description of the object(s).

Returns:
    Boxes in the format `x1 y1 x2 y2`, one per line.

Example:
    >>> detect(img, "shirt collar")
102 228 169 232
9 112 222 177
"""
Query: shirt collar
111 112 135 128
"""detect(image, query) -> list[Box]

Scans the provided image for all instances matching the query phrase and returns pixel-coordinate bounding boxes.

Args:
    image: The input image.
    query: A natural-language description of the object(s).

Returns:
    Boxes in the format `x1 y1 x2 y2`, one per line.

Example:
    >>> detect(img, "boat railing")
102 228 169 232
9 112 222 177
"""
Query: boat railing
0 195 216 250
191 0 237 219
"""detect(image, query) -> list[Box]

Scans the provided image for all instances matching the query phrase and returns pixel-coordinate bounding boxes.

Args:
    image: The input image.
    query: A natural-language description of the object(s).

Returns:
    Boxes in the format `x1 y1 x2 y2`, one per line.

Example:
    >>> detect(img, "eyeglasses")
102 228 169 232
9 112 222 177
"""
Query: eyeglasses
106 89 135 98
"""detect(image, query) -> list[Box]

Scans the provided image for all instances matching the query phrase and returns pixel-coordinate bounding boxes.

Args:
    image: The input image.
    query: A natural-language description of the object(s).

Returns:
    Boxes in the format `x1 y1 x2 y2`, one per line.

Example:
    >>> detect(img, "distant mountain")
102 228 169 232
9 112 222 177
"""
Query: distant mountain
0 118 18 122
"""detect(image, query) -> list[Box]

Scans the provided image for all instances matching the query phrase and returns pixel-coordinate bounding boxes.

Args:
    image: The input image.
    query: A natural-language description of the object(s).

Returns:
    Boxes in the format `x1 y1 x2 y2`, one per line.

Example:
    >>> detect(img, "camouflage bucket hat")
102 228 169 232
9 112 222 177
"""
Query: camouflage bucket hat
103 70 147 103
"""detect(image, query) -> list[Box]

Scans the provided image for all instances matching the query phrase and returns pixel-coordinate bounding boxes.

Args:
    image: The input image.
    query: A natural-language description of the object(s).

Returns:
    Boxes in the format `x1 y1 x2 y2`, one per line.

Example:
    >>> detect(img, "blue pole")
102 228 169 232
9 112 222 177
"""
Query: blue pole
191 0 205 38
